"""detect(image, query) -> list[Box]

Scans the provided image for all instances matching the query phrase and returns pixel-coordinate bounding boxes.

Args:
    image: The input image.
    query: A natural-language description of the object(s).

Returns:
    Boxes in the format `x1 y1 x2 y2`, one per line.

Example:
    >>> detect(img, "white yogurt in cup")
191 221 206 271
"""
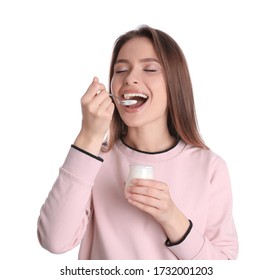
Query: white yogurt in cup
125 165 154 187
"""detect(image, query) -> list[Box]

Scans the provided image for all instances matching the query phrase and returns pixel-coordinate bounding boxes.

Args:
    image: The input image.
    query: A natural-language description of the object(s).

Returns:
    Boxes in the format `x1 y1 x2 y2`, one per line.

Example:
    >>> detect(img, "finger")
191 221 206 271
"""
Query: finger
106 101 115 115
129 185 163 200
87 77 105 95
93 77 107 95
91 89 111 108
97 95 114 112
131 179 166 191
93 76 99 83
130 191 161 206
128 198 160 214
82 77 106 103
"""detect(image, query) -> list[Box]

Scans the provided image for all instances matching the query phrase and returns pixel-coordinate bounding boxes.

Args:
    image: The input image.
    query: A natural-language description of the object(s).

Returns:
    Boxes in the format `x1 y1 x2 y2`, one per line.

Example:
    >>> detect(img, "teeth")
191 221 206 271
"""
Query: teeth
123 93 148 100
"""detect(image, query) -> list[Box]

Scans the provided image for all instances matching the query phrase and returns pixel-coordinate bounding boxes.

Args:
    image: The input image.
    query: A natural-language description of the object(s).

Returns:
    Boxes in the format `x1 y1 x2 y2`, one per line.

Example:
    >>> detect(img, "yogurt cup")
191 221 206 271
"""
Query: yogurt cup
125 165 154 187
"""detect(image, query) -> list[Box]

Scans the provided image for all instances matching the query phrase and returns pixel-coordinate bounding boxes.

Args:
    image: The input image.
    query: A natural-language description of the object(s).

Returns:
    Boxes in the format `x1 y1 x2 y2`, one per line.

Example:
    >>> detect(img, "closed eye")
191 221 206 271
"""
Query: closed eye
144 69 157 72
115 69 128 73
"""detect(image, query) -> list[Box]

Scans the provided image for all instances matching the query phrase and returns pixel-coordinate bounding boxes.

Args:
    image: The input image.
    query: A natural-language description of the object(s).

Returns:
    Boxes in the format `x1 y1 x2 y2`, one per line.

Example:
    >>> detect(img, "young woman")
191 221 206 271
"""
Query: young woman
37 25 238 260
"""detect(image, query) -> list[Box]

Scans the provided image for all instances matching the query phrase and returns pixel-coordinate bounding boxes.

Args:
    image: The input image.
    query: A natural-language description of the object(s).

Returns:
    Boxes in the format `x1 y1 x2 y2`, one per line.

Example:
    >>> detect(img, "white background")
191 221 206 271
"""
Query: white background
0 0 272 279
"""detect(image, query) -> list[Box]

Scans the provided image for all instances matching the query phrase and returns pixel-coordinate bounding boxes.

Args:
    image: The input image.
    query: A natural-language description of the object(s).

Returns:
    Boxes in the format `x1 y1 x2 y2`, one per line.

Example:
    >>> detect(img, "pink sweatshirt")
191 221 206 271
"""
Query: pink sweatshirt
37 140 238 260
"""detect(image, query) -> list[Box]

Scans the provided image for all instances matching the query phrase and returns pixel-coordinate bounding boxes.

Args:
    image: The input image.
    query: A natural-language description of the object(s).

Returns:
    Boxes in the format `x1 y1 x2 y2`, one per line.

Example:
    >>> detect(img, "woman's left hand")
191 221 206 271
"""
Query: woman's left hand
125 179 190 243
125 179 176 225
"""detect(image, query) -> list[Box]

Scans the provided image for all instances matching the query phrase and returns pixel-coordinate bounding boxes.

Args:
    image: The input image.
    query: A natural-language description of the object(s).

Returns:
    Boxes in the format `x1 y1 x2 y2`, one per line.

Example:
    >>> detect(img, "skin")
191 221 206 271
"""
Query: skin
74 77 115 156
74 37 190 243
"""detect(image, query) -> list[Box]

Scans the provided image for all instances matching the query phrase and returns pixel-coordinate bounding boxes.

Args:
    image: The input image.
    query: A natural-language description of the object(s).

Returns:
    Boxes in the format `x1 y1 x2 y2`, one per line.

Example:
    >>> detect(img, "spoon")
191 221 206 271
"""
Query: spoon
109 93 137 106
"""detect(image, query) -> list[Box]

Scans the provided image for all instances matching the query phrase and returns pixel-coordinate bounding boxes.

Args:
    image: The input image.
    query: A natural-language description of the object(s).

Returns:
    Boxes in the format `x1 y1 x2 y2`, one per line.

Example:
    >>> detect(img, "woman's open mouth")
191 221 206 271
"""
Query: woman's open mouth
122 93 149 108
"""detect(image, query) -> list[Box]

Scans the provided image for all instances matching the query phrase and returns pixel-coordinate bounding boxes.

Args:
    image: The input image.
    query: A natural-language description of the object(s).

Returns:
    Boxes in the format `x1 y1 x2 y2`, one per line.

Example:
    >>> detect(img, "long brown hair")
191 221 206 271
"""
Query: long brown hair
104 25 208 151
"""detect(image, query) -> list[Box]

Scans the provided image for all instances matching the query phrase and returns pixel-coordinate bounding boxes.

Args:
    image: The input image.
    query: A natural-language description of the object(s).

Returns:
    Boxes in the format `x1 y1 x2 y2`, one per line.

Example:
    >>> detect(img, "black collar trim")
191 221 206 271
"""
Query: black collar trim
120 138 180 155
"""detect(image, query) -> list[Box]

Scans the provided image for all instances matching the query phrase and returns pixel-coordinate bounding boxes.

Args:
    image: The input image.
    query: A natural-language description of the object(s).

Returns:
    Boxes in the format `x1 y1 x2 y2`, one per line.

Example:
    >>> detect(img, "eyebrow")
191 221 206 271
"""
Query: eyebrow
115 58 160 64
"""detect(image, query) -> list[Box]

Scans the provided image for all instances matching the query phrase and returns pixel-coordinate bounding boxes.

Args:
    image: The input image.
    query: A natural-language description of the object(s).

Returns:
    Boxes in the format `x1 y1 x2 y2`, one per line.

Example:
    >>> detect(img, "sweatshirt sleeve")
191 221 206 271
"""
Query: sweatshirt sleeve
168 156 239 260
37 147 103 254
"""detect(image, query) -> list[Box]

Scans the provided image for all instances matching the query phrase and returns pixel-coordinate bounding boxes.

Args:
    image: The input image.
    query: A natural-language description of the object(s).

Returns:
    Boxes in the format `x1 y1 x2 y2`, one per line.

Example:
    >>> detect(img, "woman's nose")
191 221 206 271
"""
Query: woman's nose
123 70 139 85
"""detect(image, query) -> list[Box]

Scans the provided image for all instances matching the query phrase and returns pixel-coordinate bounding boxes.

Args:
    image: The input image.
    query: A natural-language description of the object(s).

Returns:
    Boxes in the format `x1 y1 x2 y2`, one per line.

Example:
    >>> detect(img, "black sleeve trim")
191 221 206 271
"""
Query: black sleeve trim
71 145 104 162
165 220 193 247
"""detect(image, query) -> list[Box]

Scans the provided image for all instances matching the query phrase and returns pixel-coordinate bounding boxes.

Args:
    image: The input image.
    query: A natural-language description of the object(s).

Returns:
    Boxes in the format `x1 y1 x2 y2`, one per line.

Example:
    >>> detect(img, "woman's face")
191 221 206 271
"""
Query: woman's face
111 37 168 130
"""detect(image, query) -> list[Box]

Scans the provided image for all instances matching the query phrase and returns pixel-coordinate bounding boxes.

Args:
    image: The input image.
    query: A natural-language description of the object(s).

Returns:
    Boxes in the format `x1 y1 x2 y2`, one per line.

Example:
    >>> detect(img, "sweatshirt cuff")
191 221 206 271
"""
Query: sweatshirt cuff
167 225 205 260
62 146 103 183
165 220 193 247
71 145 104 162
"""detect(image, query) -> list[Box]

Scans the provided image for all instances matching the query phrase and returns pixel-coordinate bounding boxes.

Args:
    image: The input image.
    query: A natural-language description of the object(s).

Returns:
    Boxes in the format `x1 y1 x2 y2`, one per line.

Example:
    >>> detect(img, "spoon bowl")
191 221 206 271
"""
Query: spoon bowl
120 99 137 106
109 93 137 106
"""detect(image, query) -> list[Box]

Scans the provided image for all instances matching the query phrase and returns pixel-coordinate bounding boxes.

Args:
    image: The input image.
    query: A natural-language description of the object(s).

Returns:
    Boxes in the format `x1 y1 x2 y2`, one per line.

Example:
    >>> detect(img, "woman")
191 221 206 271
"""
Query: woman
37 25 238 259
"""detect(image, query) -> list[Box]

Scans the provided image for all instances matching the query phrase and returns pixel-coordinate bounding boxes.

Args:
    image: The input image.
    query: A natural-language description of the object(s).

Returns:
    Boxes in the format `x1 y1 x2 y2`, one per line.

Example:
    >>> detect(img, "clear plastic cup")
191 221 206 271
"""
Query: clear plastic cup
125 165 154 187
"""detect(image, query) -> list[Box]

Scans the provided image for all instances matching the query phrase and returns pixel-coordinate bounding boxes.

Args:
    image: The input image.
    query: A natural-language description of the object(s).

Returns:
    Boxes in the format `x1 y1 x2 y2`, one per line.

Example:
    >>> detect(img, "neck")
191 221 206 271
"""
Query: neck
124 126 176 153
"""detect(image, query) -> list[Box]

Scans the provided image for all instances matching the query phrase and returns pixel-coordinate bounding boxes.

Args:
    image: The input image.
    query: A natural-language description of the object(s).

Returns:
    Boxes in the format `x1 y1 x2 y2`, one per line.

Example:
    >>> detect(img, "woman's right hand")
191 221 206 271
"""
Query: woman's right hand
74 77 115 156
